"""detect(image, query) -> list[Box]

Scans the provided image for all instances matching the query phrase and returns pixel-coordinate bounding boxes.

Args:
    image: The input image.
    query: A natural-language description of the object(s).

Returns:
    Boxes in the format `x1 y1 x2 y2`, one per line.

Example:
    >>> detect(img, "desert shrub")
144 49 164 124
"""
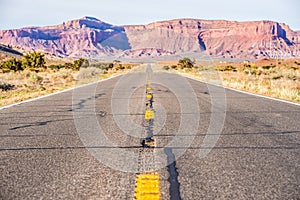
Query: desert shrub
73 58 89 70
289 66 299 70
284 72 298 81
0 83 15 91
62 62 75 70
178 57 195 69
89 62 135 71
271 74 284 80
108 63 114 69
89 63 111 71
262 65 275 70
217 65 237 72
171 65 177 69
244 70 250 75
251 69 258 75
256 69 263 76
115 64 127 70
243 63 251 70
0 57 23 72
119 64 125 70
294 61 300 65
163 66 170 70
113 63 123 70
287 74 297 81
243 63 259 75
22 52 46 70
48 64 63 71
244 69 258 75
100 65 109 70
123 64 133 69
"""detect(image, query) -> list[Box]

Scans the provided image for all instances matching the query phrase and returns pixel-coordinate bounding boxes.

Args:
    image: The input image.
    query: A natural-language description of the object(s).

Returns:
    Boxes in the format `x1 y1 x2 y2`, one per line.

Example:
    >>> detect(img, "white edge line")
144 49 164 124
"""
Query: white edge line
181 74 300 107
0 74 123 111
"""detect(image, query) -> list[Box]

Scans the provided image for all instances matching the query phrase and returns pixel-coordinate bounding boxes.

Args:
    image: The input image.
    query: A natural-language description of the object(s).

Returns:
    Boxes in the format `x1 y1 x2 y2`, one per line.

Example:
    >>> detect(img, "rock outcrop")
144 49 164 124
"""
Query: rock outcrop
125 19 300 59
0 17 130 58
0 16 299 59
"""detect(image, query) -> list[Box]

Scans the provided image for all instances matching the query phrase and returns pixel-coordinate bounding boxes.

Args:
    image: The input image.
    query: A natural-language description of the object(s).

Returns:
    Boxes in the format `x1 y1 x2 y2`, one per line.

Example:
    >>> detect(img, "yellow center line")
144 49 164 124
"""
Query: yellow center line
134 173 161 200
146 93 153 99
145 109 155 120
134 76 161 199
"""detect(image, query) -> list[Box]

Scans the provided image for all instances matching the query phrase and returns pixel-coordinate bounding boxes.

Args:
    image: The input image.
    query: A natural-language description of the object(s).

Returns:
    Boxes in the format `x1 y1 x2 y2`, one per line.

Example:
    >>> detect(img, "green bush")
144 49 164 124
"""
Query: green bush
22 52 46 70
99 65 109 70
73 58 89 70
262 65 275 70
217 65 237 72
48 64 63 71
0 57 23 72
63 62 75 70
89 63 110 71
178 57 195 69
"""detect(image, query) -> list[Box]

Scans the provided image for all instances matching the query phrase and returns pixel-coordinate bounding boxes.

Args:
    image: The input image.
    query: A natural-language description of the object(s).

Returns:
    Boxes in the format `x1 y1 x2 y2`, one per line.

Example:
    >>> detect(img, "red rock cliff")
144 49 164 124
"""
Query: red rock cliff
0 17 299 59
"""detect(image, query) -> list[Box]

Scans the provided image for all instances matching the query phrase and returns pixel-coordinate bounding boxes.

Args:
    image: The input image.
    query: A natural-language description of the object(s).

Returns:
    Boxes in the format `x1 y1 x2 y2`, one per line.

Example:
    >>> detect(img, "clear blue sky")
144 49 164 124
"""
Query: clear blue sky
0 0 299 30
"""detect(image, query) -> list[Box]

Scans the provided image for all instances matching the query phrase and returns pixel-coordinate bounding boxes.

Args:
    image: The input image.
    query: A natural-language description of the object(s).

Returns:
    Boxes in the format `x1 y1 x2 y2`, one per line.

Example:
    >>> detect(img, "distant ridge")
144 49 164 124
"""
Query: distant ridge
0 44 23 56
0 16 299 60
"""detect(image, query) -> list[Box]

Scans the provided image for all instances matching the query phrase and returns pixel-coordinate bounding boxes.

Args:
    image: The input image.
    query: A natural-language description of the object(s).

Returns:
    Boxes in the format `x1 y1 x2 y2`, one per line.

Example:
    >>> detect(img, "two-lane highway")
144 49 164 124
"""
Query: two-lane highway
0 64 299 199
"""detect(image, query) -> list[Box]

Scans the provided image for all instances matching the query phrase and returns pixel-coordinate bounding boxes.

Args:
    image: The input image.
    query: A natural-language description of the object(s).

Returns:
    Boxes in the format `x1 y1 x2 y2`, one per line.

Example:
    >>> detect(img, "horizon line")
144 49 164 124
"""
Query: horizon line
1 16 299 31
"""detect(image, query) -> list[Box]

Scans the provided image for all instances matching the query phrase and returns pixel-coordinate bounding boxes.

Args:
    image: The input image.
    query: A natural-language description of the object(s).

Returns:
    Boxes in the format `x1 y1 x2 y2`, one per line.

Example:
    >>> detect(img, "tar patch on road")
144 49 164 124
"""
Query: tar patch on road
164 147 182 200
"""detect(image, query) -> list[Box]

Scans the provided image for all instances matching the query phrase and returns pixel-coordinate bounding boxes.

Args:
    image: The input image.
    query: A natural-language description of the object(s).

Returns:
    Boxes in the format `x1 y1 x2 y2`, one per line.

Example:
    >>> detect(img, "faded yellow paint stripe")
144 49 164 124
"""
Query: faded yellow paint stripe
146 87 152 91
145 109 155 120
134 173 161 200
146 93 153 99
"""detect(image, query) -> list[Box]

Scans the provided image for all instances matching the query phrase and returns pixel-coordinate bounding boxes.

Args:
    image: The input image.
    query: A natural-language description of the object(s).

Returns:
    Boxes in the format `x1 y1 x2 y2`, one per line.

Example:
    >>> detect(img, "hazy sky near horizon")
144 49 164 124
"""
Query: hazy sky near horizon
0 0 299 30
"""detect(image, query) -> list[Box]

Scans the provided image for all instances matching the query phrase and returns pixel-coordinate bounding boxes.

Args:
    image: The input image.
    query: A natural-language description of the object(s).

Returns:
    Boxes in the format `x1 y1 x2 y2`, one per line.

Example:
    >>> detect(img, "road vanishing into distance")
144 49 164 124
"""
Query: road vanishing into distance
0 64 299 199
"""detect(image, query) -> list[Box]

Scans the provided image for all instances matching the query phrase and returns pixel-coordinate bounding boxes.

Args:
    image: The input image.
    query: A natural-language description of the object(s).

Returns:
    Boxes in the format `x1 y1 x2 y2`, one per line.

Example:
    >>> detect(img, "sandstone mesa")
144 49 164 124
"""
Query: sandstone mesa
0 16 299 60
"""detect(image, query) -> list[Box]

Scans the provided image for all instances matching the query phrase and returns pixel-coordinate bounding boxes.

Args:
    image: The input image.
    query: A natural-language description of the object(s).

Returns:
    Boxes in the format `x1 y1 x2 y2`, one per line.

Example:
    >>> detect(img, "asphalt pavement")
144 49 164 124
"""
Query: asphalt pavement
0 64 299 199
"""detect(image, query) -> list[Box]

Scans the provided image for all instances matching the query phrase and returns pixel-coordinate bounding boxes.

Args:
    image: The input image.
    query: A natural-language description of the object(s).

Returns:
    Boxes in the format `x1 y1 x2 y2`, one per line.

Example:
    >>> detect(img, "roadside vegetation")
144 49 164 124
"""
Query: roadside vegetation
161 57 300 103
0 52 137 106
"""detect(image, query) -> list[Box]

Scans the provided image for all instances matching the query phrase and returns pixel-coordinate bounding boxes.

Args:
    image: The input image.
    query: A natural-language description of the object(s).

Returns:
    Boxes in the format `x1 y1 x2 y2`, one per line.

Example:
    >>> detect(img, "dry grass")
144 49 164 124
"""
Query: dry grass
0 67 129 107
165 58 300 103
0 68 73 106
221 72 300 102
220 59 300 102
